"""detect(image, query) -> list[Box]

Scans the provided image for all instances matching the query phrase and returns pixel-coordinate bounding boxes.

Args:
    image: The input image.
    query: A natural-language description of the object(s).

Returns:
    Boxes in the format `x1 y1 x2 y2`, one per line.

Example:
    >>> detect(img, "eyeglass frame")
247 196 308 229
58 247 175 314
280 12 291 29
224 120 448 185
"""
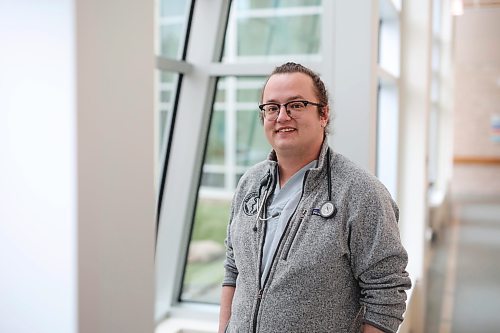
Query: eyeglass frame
258 100 325 121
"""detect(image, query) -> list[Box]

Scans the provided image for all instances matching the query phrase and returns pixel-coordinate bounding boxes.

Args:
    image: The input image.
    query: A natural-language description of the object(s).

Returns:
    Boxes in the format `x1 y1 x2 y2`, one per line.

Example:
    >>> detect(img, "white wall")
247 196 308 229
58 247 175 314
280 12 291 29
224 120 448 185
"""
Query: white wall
0 1 155 332
76 0 155 332
0 1 77 332
399 0 432 282
398 0 433 331
332 0 379 172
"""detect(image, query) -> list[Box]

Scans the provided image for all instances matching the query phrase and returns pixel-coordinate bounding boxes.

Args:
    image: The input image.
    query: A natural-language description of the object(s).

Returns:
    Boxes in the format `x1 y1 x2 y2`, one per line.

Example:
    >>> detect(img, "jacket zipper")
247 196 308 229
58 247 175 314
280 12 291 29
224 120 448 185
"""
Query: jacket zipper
281 208 308 261
253 218 267 333
252 289 263 333
251 170 310 333
252 168 276 333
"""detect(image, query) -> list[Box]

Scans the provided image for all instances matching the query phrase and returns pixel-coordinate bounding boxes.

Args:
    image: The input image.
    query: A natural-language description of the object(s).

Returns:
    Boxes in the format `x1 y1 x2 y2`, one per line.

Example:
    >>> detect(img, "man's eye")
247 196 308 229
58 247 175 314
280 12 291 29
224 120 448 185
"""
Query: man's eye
267 105 279 112
289 102 304 109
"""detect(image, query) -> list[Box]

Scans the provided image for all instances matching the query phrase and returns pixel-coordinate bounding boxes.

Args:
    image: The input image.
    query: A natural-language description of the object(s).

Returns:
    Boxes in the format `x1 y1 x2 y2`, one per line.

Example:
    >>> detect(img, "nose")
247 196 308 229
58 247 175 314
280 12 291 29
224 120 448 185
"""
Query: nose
275 105 291 122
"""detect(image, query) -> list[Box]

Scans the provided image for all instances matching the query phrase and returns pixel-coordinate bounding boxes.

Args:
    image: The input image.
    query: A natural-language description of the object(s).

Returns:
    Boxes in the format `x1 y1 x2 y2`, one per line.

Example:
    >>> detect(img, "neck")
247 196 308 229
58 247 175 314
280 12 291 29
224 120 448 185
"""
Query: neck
276 146 322 187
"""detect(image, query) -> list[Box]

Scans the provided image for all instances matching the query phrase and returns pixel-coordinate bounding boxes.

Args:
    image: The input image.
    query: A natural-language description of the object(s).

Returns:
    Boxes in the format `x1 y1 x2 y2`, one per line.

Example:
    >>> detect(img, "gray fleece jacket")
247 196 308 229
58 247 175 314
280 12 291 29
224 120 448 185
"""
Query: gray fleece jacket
223 141 411 333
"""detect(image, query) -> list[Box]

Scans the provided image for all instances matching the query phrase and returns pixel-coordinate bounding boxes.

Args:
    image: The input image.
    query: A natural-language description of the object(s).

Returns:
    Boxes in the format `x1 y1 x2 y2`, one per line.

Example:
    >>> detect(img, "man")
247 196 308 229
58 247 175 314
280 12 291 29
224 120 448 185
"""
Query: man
219 62 411 333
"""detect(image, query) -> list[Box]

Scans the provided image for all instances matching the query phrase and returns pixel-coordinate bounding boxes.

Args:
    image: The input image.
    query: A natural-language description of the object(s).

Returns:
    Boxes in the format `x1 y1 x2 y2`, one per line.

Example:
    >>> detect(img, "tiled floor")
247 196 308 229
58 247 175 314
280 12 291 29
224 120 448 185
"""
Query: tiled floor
426 199 500 333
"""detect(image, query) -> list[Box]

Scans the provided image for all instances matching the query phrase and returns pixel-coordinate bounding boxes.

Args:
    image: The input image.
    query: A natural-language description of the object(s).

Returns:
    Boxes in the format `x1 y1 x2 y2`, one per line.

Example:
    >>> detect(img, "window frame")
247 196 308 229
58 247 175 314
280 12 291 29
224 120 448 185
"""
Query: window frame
155 0 195 235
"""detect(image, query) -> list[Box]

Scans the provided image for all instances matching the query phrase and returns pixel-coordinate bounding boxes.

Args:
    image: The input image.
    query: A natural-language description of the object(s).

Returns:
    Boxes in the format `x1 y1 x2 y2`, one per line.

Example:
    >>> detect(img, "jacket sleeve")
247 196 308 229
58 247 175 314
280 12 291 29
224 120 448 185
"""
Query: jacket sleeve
347 179 411 333
222 199 238 287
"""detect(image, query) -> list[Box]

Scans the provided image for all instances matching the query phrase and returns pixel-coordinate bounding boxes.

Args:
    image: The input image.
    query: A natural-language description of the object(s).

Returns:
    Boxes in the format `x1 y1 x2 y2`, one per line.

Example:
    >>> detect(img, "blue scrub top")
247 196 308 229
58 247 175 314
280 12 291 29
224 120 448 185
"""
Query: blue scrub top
260 160 317 285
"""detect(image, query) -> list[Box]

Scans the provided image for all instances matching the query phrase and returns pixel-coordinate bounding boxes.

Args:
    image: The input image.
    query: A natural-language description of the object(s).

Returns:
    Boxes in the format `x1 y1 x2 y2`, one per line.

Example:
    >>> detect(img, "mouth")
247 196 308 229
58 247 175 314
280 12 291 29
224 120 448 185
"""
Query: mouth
275 127 296 133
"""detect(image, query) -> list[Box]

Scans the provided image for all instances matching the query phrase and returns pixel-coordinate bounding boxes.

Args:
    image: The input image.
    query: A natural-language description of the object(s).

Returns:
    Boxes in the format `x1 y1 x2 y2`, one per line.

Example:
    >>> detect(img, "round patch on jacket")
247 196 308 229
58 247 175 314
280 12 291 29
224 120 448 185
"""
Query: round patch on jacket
242 191 259 216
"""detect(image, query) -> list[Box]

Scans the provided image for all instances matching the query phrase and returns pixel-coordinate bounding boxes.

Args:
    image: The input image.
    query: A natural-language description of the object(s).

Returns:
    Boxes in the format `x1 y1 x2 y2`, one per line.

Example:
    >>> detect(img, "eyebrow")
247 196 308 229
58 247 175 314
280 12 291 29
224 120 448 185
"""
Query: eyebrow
264 95 306 103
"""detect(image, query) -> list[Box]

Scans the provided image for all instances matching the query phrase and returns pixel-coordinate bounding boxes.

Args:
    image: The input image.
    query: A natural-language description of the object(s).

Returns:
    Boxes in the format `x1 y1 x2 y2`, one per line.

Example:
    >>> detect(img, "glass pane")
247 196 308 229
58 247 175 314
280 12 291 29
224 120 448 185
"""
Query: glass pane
428 106 439 186
237 109 269 167
156 70 179 183
246 0 321 9
200 172 225 188
431 75 440 102
222 1 322 63
181 198 231 302
181 76 270 303
432 40 441 72
158 0 191 59
376 82 399 199
205 110 225 165
432 0 442 35
378 18 400 77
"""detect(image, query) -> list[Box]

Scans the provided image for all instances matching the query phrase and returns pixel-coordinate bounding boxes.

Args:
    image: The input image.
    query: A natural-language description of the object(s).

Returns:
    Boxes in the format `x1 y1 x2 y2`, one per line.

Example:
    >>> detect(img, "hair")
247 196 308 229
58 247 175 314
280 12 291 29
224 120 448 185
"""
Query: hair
259 62 331 134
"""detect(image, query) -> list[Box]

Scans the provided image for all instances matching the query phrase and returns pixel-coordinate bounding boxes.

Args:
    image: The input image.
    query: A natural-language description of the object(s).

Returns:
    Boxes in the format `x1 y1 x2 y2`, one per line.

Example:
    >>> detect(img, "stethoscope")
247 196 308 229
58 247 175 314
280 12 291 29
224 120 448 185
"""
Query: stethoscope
252 172 278 232
255 148 336 225
319 148 336 218
256 172 278 222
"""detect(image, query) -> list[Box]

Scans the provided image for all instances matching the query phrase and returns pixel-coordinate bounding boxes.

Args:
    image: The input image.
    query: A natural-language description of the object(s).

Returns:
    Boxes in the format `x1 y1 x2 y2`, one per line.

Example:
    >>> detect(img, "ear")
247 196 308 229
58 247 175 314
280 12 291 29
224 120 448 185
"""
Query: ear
320 105 330 126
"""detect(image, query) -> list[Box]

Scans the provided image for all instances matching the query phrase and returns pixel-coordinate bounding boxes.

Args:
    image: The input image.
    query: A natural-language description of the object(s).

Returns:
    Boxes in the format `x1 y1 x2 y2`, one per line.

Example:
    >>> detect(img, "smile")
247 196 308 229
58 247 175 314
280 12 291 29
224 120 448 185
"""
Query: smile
276 128 296 133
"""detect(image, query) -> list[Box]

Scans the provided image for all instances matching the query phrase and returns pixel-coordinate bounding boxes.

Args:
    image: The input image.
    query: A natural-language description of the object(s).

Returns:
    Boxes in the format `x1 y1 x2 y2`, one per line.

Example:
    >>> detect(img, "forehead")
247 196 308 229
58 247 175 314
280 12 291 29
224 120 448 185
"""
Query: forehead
262 72 316 102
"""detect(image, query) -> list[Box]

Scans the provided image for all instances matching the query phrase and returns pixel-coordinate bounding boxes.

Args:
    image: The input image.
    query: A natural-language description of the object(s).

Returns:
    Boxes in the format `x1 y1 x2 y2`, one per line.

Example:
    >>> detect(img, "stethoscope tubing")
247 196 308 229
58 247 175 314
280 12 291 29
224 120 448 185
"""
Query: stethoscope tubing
257 148 336 222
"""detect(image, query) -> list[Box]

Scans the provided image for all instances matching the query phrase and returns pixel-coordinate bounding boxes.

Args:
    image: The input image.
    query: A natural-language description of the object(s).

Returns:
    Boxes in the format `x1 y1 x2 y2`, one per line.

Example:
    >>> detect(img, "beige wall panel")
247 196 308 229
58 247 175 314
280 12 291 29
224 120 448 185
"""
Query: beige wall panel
452 8 500 197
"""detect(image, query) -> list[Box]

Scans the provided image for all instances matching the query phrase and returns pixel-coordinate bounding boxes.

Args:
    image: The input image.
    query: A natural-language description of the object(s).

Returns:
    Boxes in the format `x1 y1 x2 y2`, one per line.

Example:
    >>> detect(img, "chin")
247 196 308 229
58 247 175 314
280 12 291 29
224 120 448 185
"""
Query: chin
273 142 297 153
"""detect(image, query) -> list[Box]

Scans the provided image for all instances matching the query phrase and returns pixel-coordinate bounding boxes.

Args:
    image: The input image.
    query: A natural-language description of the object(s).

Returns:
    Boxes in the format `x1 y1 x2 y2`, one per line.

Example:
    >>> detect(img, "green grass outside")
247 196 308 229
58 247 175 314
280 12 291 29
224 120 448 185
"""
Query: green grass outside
191 198 231 245
183 257 225 299
183 198 231 302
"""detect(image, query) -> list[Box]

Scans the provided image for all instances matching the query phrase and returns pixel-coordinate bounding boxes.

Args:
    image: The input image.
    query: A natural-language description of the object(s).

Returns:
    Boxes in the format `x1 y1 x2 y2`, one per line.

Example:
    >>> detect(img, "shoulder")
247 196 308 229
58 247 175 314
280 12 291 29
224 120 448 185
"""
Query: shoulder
238 160 271 186
330 152 393 202
331 153 377 186
330 152 399 221
232 160 273 201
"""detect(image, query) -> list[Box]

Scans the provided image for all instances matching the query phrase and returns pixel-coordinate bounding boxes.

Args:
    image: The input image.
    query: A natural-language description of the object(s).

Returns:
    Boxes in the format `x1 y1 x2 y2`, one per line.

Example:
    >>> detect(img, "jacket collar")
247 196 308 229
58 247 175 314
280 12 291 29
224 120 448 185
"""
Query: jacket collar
265 137 331 177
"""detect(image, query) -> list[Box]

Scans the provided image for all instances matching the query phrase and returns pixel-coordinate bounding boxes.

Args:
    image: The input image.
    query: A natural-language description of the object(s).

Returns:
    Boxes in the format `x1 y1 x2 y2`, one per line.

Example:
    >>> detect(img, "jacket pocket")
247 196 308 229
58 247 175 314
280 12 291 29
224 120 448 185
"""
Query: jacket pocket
281 209 308 261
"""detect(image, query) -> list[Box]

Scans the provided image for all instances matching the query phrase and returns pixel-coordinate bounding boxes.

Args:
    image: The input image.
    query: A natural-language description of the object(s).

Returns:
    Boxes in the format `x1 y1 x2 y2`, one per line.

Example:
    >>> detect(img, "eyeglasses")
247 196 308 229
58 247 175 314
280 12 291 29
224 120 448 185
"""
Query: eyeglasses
258 100 324 121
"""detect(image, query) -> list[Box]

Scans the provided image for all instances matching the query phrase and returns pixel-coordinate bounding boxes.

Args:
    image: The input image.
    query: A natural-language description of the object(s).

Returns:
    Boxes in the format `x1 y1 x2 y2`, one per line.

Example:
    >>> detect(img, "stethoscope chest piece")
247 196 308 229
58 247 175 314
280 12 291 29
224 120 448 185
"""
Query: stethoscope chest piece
320 201 335 218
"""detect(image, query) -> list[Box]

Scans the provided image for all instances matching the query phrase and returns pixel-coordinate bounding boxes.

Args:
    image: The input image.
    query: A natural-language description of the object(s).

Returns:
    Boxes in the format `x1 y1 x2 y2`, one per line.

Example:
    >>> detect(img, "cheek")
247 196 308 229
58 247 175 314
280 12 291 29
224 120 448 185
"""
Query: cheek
263 122 273 134
302 120 324 138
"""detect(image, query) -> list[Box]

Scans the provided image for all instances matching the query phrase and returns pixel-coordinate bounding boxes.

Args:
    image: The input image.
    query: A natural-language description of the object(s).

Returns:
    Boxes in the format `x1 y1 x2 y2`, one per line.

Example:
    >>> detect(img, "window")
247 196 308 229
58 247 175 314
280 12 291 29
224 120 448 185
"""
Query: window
376 0 401 199
155 0 193 188
179 0 324 304
181 76 269 303
428 0 443 190
156 71 179 162
222 0 322 63
201 77 270 194
158 0 192 59
377 81 399 198
155 0 325 319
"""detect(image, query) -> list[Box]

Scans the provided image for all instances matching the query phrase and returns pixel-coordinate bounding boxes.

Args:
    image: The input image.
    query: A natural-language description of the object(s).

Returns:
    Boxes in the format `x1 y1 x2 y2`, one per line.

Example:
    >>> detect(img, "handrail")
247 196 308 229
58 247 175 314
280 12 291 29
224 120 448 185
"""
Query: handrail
454 156 500 165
